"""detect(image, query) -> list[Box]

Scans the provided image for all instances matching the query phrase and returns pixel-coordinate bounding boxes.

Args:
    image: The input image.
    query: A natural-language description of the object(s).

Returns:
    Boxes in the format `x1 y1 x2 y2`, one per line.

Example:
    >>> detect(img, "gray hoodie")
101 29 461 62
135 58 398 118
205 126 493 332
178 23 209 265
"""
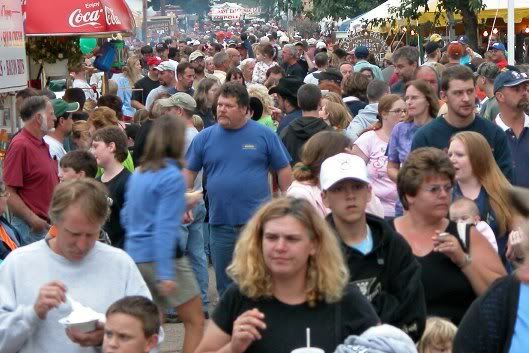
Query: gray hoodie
334 324 418 353
345 103 379 142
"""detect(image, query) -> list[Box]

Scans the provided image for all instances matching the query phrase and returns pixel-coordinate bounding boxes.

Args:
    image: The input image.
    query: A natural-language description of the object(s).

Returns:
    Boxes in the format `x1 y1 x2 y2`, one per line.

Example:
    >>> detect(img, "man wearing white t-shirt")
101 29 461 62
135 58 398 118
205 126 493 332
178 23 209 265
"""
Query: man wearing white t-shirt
70 64 96 101
44 99 78 163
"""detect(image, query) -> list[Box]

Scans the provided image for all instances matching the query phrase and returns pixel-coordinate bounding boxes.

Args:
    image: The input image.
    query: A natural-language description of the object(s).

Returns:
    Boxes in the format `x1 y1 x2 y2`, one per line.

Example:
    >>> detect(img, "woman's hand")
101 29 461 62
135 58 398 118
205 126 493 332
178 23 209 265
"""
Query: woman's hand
433 231 467 268
230 309 266 353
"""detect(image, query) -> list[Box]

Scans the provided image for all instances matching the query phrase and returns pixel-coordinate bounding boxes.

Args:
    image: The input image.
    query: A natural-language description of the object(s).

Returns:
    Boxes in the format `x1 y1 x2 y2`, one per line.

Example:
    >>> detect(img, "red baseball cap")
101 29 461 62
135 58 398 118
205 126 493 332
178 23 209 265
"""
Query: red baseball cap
147 56 163 67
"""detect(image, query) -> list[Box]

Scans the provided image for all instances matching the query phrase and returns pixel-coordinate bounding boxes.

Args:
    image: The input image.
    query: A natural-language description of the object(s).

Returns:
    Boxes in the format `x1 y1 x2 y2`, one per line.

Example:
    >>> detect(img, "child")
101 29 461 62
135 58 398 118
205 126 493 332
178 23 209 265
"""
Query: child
449 197 498 252
417 317 457 353
92 126 131 249
59 150 98 182
103 296 160 353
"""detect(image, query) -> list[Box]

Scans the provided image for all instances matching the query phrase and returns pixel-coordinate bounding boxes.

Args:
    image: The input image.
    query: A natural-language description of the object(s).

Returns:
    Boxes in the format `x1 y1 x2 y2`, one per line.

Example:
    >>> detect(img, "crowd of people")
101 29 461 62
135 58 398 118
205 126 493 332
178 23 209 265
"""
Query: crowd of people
1 26 529 353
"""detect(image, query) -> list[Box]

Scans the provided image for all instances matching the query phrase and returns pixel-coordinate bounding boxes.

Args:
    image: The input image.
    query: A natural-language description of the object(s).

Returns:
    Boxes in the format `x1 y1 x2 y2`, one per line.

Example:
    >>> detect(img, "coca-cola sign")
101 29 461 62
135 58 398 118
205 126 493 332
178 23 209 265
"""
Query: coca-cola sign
24 0 133 35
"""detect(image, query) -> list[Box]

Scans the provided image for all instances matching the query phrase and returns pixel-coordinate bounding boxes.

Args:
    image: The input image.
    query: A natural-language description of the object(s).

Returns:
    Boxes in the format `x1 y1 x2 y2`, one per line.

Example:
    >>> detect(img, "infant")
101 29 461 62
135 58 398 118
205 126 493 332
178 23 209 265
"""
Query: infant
449 197 498 251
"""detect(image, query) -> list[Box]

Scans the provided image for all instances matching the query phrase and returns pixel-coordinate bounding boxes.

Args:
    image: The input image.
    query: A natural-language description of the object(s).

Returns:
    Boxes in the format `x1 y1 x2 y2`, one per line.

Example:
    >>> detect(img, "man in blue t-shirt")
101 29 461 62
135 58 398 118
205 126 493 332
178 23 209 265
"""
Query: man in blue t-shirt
411 65 513 181
185 82 292 295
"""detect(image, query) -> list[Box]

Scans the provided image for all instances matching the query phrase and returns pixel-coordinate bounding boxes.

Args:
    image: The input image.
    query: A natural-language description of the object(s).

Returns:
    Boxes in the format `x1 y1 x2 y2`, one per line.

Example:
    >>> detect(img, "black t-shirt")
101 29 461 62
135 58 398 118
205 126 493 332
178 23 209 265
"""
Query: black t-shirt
132 76 160 106
285 62 307 81
97 168 131 249
213 284 379 353
132 119 154 166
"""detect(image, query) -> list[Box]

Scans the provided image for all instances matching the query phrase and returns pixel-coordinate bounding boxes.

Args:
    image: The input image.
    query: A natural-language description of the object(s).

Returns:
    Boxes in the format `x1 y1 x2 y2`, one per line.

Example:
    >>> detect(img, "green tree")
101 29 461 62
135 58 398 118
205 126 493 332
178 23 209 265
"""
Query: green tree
389 0 484 49
311 0 386 20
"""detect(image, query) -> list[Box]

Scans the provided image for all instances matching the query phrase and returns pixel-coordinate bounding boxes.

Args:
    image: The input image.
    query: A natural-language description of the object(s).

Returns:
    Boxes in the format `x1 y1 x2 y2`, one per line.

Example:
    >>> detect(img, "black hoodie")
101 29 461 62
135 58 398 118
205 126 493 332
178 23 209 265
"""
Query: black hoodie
279 116 332 165
326 213 426 342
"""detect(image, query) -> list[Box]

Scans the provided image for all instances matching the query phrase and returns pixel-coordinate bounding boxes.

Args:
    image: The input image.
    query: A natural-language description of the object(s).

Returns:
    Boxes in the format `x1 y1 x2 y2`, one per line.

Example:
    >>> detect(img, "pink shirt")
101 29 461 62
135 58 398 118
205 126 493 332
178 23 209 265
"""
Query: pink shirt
355 130 398 218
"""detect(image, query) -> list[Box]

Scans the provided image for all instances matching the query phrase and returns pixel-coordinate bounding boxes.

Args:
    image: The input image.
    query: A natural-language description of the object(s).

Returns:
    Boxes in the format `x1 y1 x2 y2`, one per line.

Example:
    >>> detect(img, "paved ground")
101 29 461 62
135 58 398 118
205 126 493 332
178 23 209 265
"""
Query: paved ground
160 266 218 353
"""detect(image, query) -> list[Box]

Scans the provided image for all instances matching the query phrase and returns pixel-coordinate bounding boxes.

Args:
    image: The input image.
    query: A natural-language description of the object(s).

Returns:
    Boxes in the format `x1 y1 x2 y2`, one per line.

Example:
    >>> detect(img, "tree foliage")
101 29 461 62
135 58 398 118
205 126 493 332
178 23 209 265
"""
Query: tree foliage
311 0 387 20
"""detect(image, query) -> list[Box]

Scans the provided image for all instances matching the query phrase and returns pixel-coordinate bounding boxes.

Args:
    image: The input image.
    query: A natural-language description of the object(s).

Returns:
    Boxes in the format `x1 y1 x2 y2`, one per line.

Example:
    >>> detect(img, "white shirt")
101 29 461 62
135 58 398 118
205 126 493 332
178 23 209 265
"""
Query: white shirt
303 70 321 85
43 135 66 162
495 113 529 131
72 79 96 101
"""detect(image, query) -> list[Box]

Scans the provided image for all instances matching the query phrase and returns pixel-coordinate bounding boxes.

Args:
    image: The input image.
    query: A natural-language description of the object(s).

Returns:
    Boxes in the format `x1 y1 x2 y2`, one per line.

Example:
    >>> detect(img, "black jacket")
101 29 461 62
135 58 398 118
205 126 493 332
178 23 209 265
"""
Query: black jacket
326 213 426 341
280 116 332 165
454 275 520 353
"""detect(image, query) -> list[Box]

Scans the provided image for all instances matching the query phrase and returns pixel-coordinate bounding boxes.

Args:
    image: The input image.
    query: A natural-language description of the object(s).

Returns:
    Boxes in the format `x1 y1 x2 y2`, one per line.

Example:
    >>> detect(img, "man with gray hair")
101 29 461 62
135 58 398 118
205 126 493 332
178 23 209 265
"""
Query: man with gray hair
212 52 230 84
3 96 59 245
281 44 306 80
304 52 328 85
240 58 256 84
346 80 390 141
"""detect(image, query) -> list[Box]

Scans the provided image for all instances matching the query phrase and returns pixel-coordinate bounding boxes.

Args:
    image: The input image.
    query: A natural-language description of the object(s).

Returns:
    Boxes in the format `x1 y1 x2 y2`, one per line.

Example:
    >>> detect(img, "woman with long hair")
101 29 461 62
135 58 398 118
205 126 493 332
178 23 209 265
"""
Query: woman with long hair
448 131 515 265
390 147 505 324
194 77 220 128
287 131 385 218
226 67 246 86
114 56 143 120
194 197 379 353
122 115 205 353
319 101 352 132
387 80 439 216
352 94 405 218
247 84 277 131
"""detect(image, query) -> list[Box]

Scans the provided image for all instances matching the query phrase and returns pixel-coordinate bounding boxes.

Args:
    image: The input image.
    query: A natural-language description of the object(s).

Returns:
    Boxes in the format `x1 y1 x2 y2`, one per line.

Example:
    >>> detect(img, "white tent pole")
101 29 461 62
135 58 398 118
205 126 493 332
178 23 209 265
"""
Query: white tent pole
507 0 515 64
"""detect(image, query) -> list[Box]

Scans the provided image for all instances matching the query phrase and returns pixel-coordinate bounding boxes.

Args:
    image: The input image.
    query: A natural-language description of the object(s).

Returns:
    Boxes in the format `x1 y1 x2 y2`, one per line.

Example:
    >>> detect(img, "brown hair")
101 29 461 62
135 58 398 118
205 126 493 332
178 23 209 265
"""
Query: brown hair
405 80 440 120
293 131 352 184
106 296 160 338
319 81 342 96
140 115 186 171
258 43 275 59
92 126 129 163
368 94 404 131
441 64 476 92
60 150 98 178
88 106 119 130
450 132 513 234
342 72 369 101
397 147 455 210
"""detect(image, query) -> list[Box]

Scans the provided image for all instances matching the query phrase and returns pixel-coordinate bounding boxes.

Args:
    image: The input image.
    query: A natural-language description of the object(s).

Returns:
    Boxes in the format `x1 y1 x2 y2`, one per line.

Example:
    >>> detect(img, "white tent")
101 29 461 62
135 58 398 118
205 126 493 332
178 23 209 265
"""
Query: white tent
348 0 402 32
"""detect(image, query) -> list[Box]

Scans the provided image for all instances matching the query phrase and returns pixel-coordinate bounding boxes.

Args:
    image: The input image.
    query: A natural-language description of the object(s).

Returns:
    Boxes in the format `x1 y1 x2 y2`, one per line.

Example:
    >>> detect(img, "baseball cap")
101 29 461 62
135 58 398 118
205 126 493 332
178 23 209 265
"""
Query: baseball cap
429 33 443 43
493 70 529 94
316 41 327 50
476 62 500 80
354 45 369 59
458 35 469 45
155 42 168 52
314 68 343 84
51 99 79 118
189 51 205 62
491 42 506 52
279 35 290 43
320 153 370 191
146 56 163 67
307 38 317 46
157 92 197 111
424 41 440 55
192 40 200 46
154 61 178 72
447 41 464 58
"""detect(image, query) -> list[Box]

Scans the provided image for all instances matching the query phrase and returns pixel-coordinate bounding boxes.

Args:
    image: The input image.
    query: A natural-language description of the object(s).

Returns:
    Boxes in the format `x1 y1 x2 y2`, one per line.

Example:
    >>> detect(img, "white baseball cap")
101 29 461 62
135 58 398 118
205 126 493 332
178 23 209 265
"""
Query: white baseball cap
320 153 370 191
316 41 327 50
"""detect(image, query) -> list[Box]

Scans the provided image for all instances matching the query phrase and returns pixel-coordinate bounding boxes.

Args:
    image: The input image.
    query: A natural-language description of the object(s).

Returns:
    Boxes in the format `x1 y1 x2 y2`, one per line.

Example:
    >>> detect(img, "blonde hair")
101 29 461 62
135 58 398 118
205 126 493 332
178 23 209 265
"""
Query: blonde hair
83 99 97 113
323 101 352 131
72 120 91 149
227 197 349 307
49 178 110 225
192 114 204 131
450 131 513 234
247 83 274 116
417 317 457 353
122 56 143 85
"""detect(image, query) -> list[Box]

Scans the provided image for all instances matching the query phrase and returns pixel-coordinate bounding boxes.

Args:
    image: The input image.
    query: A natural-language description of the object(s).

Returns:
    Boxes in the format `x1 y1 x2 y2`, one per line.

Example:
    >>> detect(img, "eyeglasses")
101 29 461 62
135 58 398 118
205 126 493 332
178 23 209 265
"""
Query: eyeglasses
424 184 453 196
388 109 407 114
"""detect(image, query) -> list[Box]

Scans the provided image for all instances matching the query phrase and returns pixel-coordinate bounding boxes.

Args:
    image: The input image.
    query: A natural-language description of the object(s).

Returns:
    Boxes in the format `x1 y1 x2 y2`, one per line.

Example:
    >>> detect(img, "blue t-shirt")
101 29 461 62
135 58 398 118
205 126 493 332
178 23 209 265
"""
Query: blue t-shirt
186 120 291 225
113 74 136 118
351 225 374 255
509 283 529 353
387 121 421 164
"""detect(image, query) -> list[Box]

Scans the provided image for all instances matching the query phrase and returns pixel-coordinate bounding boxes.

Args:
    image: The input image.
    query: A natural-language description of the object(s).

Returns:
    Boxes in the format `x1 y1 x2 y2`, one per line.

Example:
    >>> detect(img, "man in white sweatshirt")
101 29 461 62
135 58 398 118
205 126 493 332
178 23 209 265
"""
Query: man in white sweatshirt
0 179 151 353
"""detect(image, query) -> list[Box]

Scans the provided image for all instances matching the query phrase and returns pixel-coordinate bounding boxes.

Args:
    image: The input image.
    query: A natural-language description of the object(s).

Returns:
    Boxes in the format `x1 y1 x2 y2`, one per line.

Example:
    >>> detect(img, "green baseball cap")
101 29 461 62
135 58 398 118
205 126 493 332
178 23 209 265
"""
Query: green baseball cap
51 99 79 118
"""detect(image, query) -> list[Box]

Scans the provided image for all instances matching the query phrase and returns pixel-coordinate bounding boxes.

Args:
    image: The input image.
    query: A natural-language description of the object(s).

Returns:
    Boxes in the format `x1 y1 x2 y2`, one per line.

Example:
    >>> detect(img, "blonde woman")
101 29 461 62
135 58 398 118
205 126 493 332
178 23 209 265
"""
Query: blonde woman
247 83 276 131
114 56 143 120
195 197 379 353
319 101 352 132
448 131 515 265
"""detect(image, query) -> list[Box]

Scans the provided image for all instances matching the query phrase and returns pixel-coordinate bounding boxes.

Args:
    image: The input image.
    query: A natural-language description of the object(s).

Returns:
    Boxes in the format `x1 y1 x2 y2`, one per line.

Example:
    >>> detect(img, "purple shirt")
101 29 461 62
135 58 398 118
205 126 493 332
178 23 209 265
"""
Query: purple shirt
387 121 421 164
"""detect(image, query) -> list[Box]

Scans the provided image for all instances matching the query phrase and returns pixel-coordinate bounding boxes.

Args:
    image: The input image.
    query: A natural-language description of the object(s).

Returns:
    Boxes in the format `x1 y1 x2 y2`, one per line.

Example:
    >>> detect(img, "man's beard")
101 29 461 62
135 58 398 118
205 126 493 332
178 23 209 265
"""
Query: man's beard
518 99 529 113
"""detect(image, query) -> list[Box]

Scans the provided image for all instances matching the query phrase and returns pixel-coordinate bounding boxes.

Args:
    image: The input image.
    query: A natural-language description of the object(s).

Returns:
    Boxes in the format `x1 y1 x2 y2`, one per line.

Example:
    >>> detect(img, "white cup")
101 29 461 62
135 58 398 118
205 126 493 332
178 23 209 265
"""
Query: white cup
291 348 325 353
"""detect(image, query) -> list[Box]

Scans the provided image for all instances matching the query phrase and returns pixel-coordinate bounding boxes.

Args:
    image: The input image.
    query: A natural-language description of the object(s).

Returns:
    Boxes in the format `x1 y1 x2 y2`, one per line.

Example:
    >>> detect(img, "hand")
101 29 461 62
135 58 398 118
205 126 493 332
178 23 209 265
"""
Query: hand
432 231 467 268
506 229 525 262
157 280 177 297
34 281 67 320
185 190 203 211
182 210 194 224
230 309 266 353
271 107 282 122
66 321 104 347
29 214 50 233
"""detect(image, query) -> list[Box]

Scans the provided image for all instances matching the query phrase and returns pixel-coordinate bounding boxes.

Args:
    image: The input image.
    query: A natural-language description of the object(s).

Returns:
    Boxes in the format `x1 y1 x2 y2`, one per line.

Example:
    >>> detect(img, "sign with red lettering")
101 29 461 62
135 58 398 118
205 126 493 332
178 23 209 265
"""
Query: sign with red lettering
0 0 27 92
22 0 134 36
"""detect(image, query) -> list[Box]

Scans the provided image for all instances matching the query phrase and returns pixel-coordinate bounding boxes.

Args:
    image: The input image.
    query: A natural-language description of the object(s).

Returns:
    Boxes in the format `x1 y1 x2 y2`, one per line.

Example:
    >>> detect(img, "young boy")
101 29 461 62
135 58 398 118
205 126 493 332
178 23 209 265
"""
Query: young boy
449 197 498 252
103 296 160 353
59 150 98 182
92 126 131 249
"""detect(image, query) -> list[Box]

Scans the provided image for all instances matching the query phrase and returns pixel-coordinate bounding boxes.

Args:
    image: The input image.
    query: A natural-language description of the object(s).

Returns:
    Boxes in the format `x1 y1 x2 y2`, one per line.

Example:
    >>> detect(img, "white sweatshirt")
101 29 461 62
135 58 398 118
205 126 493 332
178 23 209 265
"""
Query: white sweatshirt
0 240 151 353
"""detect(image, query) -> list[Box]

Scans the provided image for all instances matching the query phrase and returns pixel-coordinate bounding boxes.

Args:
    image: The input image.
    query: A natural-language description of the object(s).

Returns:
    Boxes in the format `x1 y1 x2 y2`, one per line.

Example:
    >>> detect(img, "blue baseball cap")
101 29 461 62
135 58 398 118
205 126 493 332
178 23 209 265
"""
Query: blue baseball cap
354 45 369 59
491 42 506 52
493 70 529 94
458 35 469 45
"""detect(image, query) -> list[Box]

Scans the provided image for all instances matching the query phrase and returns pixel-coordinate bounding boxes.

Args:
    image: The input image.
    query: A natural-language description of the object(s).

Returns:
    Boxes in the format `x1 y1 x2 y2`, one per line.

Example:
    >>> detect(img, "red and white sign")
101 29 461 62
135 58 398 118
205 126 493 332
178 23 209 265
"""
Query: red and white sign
22 0 135 36
0 0 27 93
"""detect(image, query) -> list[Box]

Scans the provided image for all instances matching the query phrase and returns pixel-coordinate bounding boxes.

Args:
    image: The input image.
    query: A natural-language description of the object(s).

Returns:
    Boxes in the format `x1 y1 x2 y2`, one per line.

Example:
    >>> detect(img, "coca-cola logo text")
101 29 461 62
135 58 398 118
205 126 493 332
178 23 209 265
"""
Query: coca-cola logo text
68 4 122 28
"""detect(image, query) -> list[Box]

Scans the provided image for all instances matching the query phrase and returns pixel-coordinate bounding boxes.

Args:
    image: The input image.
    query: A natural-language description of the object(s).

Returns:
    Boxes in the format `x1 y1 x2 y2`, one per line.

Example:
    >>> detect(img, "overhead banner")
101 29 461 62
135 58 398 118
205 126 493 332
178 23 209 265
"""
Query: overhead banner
0 0 27 93
209 3 260 21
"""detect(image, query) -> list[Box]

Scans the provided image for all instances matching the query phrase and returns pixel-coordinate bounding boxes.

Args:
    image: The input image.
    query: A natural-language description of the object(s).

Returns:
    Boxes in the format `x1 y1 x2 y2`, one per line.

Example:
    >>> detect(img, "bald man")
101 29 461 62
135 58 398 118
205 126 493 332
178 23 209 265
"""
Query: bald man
226 48 242 69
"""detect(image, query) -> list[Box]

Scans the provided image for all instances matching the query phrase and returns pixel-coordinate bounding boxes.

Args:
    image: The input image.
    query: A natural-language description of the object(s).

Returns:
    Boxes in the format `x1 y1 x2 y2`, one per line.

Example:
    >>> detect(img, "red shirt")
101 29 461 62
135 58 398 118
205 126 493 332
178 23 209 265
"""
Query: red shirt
3 128 59 219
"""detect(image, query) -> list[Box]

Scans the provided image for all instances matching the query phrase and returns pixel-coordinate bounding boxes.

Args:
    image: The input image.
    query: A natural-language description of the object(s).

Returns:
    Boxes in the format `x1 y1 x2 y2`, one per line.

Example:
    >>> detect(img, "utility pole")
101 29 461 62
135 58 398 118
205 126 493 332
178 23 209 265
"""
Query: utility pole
161 0 166 16
142 0 148 42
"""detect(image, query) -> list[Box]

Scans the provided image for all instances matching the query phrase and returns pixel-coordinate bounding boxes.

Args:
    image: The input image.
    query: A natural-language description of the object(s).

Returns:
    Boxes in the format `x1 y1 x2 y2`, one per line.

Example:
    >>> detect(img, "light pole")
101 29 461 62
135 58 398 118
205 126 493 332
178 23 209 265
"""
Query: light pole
507 0 514 64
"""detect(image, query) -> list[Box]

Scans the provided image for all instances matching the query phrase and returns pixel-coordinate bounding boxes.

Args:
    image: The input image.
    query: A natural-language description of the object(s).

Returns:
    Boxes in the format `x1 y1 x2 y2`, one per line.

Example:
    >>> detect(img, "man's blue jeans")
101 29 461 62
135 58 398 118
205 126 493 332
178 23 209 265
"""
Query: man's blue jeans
209 224 245 296
179 203 209 310
11 216 47 246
